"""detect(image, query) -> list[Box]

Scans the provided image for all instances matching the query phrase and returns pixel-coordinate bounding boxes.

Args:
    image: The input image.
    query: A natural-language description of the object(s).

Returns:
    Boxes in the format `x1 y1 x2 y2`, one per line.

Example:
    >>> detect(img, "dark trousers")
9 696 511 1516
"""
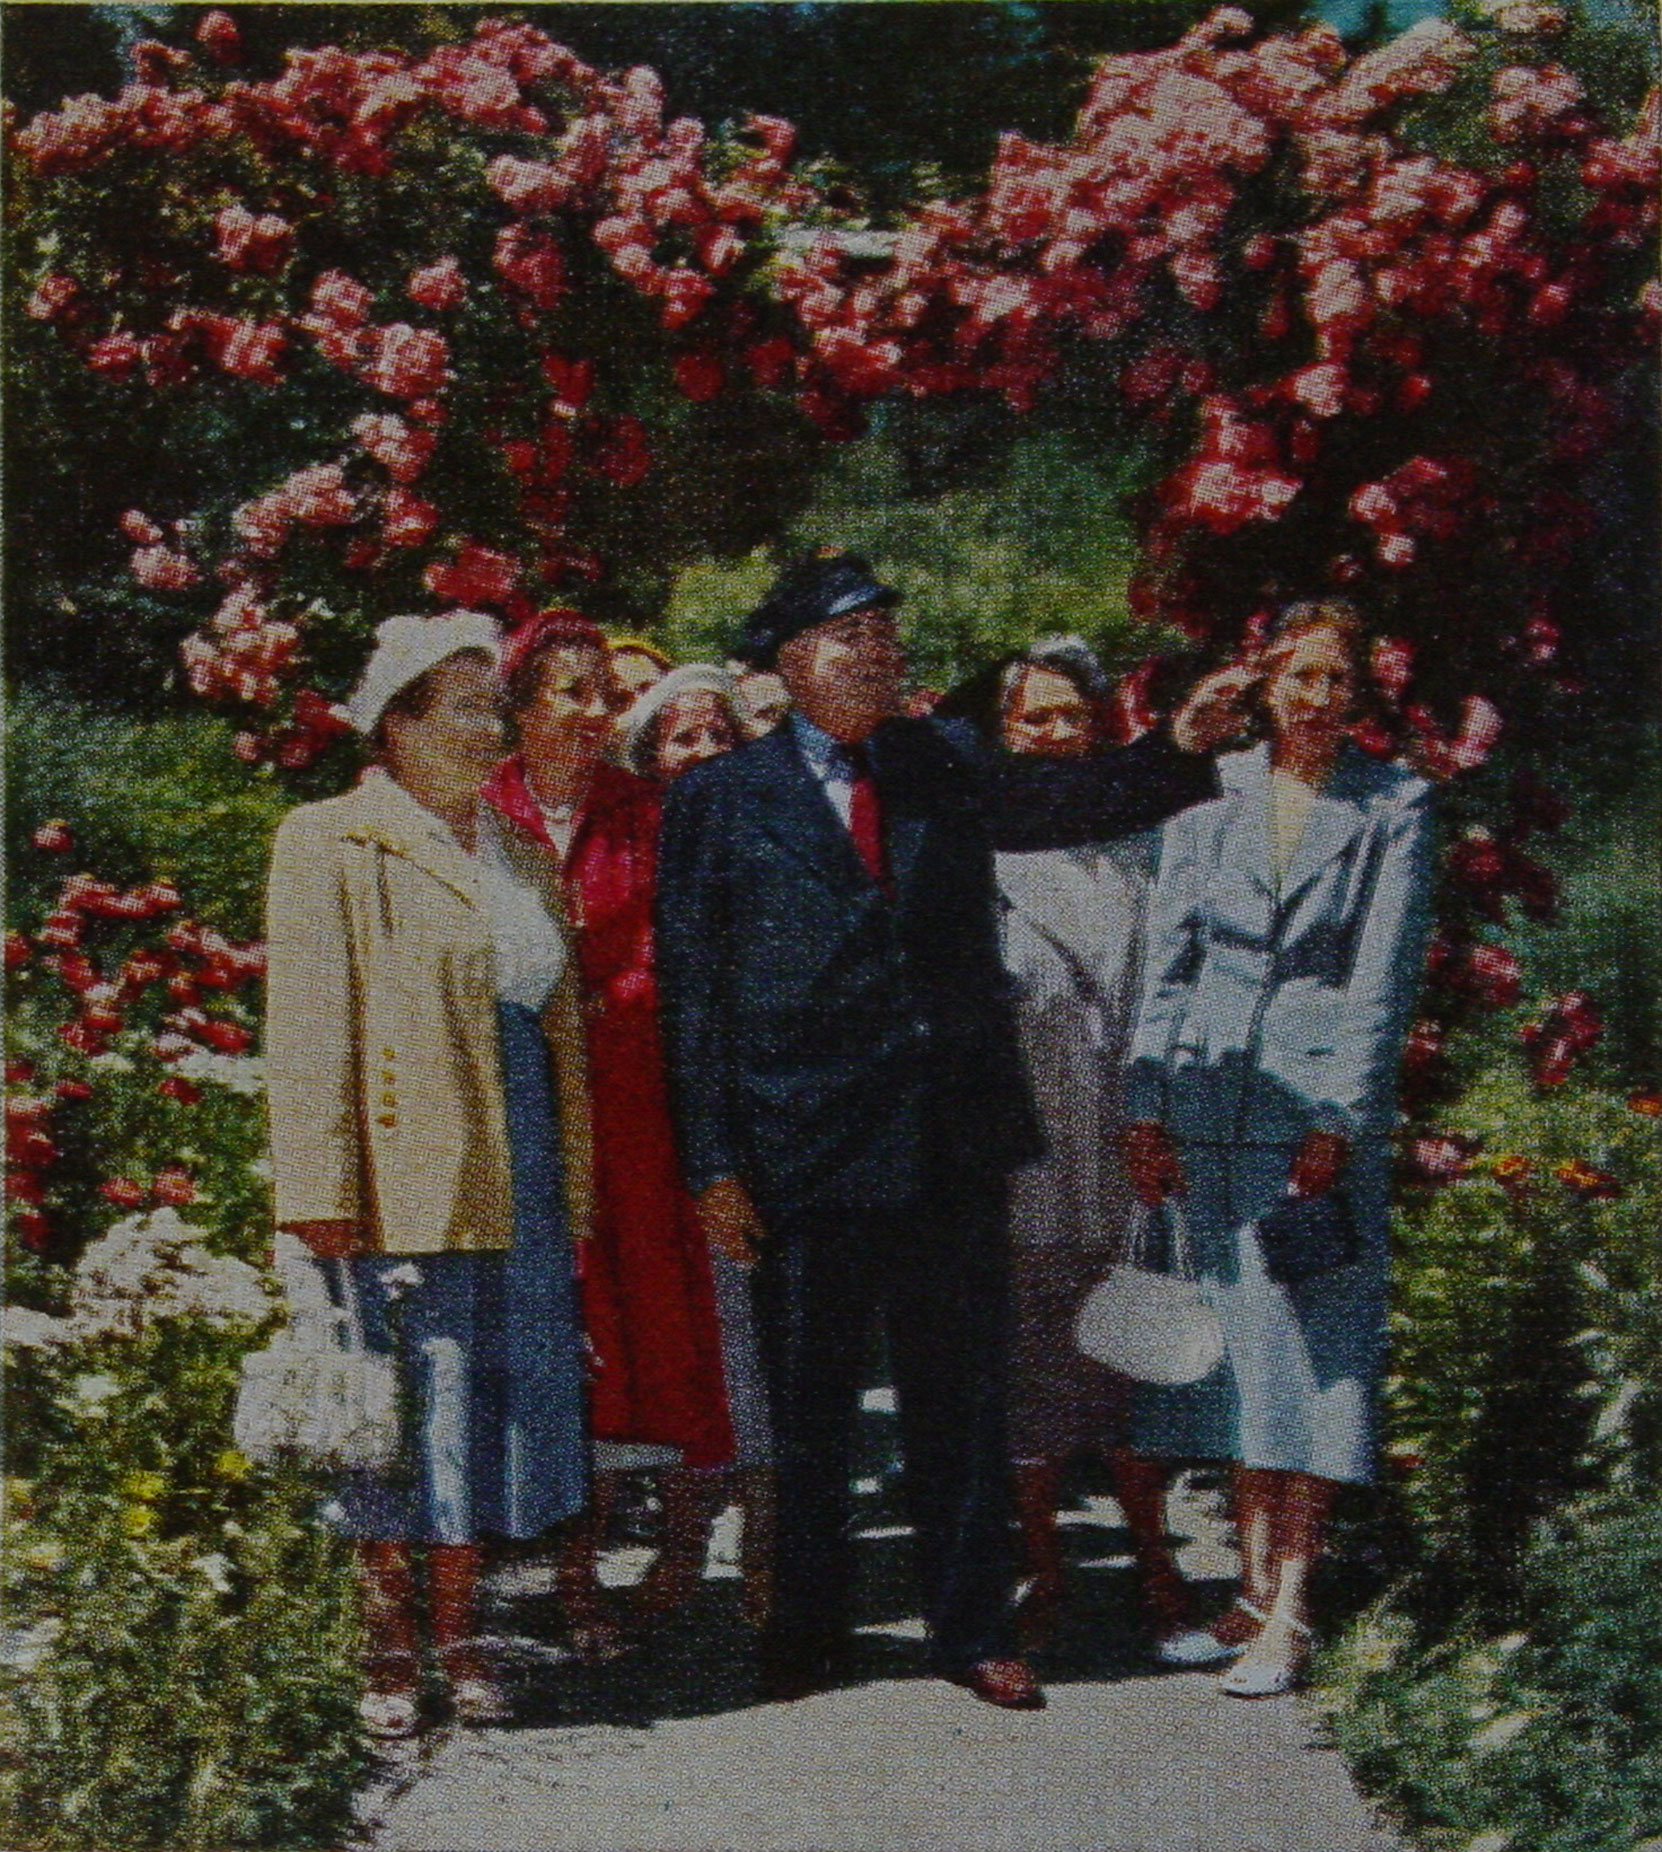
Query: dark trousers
751 1186 1019 1672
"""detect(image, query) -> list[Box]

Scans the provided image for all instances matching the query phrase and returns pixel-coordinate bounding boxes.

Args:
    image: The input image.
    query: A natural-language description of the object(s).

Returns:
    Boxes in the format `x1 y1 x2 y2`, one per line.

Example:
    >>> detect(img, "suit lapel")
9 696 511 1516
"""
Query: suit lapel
870 730 928 899
1279 790 1367 906
752 728 871 897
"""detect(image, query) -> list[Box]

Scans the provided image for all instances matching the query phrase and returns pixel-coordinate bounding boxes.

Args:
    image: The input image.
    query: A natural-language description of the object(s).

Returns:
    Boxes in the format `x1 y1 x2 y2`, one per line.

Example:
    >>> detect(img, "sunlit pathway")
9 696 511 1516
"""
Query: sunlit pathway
362 1405 1401 1852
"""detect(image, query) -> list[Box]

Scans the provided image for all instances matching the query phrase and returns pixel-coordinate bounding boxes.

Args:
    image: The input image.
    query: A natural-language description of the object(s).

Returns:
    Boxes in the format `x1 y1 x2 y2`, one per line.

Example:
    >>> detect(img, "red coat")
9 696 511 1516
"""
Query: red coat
483 756 734 1470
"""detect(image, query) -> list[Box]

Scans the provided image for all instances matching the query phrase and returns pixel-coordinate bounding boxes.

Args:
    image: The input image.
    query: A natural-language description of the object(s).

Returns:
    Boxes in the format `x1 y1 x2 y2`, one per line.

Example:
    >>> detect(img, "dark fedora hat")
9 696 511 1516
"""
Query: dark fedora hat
735 551 901 669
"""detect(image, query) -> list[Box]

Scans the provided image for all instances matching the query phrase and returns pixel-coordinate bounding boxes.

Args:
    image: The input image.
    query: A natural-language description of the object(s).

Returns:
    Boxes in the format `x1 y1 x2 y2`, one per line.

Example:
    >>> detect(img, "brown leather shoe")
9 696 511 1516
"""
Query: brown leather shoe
945 1657 1046 1710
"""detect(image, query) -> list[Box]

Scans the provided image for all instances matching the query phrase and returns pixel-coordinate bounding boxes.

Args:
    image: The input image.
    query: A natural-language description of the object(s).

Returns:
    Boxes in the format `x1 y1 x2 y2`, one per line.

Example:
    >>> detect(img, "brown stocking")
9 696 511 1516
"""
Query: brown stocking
427 1542 483 1651
1111 1448 1190 1635
358 1540 419 1690
637 1467 714 1617
1266 1470 1334 1627
1014 1459 1065 1602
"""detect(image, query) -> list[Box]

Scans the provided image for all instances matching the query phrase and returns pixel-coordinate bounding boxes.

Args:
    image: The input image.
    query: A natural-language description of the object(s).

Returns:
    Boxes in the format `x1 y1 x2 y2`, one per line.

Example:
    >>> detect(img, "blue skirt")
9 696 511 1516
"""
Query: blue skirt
1127 1142 1392 1486
322 1002 589 1543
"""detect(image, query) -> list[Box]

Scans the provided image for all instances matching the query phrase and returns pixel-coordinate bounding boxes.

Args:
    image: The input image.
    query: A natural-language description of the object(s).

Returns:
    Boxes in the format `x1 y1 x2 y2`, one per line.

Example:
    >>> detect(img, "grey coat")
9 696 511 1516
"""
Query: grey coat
1122 743 1437 1484
1125 742 1436 1148
998 841 1150 1250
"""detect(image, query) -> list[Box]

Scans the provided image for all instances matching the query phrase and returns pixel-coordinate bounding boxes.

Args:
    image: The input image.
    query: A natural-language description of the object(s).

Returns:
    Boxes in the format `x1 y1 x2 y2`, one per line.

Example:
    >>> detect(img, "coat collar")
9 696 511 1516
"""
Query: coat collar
482 753 652 858
343 769 482 908
1218 742 1372 905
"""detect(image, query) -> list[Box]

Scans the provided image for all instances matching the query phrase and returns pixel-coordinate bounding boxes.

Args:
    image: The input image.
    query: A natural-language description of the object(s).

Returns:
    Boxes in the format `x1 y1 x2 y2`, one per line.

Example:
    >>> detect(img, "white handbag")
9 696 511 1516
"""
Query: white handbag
233 1254 403 1475
1073 1199 1226 1386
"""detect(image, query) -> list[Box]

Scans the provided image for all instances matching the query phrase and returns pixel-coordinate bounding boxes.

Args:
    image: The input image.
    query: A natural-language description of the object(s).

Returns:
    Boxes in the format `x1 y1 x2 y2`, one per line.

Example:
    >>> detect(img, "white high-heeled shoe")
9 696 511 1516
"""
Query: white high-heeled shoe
1218 1613 1312 1698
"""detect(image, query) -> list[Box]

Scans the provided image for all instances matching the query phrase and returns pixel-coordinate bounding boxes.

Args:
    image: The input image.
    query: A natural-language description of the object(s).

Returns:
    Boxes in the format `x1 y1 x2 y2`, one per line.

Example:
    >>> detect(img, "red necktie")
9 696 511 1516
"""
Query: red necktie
844 743 892 895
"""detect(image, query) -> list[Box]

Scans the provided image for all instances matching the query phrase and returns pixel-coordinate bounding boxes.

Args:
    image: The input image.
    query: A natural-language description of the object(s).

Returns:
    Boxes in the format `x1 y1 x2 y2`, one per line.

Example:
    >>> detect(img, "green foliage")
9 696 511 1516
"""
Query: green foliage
1385 1067 1662 1621
661 423 1176 685
1320 1495 1662 1852
2 1384 364 1851
5 684 296 941
1321 1051 1662 1852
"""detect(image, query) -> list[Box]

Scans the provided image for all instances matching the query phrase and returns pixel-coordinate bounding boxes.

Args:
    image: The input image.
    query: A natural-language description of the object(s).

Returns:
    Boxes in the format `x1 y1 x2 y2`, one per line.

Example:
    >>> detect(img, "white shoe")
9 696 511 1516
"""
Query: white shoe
1154 1626 1241 1668
1218 1614 1311 1698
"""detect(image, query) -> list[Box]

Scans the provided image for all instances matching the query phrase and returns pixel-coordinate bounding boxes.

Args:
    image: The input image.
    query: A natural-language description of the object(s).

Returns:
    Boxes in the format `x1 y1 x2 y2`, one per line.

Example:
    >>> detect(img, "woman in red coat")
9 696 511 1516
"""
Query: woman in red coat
482 611 733 1648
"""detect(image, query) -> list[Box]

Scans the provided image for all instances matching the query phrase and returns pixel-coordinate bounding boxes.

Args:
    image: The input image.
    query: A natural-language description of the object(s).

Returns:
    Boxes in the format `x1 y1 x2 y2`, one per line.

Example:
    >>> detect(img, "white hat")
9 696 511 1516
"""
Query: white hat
346 611 502 736
617 662 744 776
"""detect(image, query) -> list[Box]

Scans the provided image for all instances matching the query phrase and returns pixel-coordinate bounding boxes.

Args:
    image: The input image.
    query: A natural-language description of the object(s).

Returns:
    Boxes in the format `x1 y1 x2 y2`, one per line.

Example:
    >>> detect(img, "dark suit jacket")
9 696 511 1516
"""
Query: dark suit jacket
654 717 1216 1221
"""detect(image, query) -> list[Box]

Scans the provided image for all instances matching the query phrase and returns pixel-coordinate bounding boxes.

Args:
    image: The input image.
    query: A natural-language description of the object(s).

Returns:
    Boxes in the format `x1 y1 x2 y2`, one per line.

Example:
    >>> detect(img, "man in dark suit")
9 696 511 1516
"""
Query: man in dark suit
654 554 1248 1709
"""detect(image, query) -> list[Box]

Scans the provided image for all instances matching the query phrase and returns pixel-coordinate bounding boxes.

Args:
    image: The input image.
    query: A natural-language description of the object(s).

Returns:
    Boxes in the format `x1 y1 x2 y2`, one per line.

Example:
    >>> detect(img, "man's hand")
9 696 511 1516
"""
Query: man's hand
1289 1130 1350 1199
280 1219 367 1260
696 1178 767 1268
1169 663 1259 755
1121 1122 1185 1207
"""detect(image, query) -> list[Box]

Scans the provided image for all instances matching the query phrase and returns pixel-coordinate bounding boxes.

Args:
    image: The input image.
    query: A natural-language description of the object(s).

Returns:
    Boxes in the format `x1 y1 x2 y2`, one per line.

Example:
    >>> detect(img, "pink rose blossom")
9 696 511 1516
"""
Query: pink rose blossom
423 541 521 607
382 487 440 548
214 202 294 275
309 270 373 327
85 332 141 380
360 322 450 398
486 155 568 215
217 319 287 384
408 258 466 311
131 545 202 592
195 10 242 63
350 411 437 482
493 227 565 310
120 510 165 546
281 464 357 526
26 273 79 322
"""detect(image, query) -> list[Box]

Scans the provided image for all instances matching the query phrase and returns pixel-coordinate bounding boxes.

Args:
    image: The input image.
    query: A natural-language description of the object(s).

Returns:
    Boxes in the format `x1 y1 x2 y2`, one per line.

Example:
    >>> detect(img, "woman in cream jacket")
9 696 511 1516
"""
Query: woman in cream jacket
264 612 591 1735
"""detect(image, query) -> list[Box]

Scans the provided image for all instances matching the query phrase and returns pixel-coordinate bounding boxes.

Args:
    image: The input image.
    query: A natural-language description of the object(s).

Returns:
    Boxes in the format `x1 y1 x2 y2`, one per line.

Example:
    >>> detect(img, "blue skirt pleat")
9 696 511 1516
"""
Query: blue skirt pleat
322 1001 589 1543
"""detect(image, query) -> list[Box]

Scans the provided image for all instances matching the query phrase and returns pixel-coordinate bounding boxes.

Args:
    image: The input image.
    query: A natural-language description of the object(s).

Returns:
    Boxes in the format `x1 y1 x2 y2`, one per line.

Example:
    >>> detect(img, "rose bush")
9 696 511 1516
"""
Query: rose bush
3 8 1657 1847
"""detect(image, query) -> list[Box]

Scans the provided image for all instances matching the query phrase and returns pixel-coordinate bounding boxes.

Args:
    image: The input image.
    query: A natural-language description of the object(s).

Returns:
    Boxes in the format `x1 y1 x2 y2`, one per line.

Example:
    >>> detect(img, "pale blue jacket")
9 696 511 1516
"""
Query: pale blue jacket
1125 743 1436 1146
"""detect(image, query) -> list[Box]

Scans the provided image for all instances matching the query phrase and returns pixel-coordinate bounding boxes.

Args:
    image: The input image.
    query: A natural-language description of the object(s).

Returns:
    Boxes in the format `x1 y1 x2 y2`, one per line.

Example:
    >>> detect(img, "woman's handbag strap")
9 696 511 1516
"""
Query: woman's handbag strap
1126 1196 1199 1280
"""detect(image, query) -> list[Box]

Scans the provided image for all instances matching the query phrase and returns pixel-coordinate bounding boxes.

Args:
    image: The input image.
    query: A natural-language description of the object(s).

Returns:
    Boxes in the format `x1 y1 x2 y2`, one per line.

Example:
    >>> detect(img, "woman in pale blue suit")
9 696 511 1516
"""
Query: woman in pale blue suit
1122 602 1435 1696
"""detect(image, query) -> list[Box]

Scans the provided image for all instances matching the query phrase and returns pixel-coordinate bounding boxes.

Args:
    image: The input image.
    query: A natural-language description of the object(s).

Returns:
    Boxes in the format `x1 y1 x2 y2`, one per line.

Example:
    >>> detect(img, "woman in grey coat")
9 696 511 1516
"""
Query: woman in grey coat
972 639 1220 1662
1123 602 1436 1696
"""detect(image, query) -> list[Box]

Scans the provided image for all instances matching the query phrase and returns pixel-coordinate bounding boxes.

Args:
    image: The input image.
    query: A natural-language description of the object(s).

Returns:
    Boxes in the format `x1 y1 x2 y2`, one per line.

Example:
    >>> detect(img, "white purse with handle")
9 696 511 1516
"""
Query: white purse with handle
1073 1198 1225 1386
233 1248 402 1474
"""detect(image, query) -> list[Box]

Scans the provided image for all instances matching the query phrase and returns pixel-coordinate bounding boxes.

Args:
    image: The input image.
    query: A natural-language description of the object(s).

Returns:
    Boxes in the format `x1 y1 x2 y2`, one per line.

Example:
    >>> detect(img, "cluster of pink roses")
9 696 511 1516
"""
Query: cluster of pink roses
16 7 1651 760
6 847 266 1252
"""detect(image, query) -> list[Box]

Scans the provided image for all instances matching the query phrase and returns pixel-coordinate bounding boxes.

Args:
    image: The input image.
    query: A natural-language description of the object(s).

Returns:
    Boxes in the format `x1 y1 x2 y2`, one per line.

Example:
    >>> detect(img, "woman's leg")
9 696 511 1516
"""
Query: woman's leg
1221 1470 1335 1693
1211 1465 1282 1646
1013 1458 1065 1626
635 1466 715 1617
358 1540 422 1737
430 1541 514 1724
1266 1469 1334 1630
1110 1448 1193 1637
557 1472 632 1660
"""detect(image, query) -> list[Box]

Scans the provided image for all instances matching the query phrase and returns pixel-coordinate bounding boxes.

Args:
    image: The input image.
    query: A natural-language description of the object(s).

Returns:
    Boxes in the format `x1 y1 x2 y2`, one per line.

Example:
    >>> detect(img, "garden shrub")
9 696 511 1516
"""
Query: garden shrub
4 733 364 1850
1322 1494 1662 1852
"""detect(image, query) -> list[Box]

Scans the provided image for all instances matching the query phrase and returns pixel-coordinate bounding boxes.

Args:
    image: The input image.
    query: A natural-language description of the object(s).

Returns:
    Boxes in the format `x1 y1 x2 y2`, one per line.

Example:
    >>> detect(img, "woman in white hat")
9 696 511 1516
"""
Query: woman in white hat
618 659 775 1622
617 662 748 782
263 613 591 1736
